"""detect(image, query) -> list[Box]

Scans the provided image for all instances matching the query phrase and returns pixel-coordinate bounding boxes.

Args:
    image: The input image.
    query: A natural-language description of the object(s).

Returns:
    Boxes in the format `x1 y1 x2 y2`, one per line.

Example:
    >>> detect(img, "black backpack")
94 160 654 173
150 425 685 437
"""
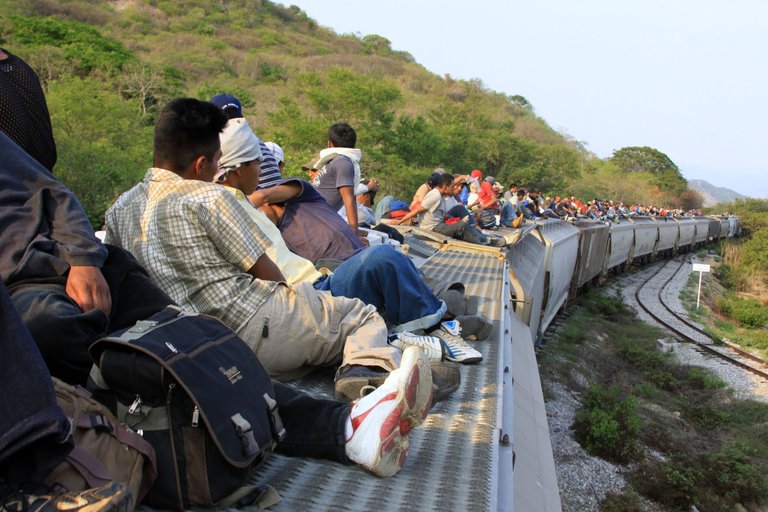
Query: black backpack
88 306 285 511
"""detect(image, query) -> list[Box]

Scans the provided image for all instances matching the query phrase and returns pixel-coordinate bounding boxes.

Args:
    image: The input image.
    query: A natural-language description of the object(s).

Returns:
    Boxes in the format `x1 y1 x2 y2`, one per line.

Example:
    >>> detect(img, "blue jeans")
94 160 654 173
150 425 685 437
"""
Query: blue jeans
315 245 446 333
0 280 72 485
447 205 477 227
9 246 174 386
500 202 518 227
433 220 489 245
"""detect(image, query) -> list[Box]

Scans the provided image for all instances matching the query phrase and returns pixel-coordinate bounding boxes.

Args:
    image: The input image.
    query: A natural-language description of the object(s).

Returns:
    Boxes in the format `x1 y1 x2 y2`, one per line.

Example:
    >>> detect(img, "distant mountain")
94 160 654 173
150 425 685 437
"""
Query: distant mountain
688 179 747 207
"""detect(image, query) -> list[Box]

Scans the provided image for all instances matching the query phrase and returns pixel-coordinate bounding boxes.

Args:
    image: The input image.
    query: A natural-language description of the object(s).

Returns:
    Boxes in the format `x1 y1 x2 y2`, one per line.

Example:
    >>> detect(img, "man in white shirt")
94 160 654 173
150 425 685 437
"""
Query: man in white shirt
394 174 504 247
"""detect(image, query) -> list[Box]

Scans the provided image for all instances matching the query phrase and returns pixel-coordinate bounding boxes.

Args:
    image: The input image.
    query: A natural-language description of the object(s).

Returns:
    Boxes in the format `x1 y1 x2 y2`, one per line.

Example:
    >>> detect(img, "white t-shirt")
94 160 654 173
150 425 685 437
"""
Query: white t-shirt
419 188 446 230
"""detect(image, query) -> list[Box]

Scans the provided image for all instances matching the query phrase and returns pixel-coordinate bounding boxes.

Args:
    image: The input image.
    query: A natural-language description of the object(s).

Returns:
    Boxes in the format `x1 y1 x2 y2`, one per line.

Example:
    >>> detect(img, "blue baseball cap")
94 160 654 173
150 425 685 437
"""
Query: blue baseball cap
210 94 242 118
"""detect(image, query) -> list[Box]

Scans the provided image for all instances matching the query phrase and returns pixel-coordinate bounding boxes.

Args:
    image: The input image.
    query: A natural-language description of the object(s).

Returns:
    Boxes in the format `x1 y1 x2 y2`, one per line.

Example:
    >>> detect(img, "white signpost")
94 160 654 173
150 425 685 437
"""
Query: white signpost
692 263 711 309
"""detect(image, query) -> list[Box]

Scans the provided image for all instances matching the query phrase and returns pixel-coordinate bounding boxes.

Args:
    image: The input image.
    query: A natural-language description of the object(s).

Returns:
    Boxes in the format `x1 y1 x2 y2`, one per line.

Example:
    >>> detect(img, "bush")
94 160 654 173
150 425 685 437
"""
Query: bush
686 367 725 390
46 77 152 227
600 488 643 512
5 14 132 74
718 295 768 328
584 290 626 317
572 382 641 462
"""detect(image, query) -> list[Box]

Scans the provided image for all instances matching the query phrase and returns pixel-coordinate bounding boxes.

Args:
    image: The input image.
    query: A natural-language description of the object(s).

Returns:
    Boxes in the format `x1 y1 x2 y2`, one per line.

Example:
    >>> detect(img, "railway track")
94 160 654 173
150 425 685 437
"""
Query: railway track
633 256 768 381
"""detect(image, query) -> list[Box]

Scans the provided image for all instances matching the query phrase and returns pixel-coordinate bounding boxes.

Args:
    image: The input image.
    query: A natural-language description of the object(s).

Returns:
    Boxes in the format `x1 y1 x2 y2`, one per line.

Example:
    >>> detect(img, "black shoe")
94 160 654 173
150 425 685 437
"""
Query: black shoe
0 482 132 512
430 361 461 402
334 365 388 401
487 235 507 247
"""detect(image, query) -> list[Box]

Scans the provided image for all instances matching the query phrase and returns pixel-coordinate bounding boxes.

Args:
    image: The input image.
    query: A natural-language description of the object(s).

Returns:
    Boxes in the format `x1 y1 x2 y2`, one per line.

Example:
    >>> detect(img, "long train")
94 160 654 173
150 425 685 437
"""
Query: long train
215 214 740 512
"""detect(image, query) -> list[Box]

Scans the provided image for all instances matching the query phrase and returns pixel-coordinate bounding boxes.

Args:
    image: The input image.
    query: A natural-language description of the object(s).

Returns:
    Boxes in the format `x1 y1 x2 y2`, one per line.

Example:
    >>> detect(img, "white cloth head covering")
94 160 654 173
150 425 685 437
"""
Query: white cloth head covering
264 141 284 164
217 118 263 181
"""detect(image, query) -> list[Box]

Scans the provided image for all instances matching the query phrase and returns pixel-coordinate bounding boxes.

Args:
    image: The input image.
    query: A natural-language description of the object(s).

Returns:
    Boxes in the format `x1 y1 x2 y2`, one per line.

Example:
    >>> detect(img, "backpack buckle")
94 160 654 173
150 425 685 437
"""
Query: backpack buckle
231 413 259 457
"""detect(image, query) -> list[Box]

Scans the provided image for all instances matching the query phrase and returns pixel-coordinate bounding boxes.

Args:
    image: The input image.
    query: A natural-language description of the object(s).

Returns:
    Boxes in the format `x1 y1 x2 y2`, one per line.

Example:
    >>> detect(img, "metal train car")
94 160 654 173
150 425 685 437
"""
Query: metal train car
655 217 679 257
628 216 659 263
281 214 741 512
707 218 721 241
571 219 610 290
694 218 711 247
604 220 635 273
675 218 697 252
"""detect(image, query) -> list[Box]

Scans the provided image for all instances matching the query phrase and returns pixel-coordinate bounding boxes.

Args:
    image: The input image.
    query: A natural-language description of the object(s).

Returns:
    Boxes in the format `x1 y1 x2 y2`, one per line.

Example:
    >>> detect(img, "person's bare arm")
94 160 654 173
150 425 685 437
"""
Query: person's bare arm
66 265 112 315
246 253 285 282
248 182 302 208
339 185 359 231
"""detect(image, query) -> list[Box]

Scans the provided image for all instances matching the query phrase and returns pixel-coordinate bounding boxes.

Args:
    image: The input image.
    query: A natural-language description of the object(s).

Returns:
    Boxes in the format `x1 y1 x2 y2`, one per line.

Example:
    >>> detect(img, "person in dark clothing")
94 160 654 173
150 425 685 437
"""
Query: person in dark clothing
252 177 367 264
0 49 57 172
0 131 174 385
0 280 133 512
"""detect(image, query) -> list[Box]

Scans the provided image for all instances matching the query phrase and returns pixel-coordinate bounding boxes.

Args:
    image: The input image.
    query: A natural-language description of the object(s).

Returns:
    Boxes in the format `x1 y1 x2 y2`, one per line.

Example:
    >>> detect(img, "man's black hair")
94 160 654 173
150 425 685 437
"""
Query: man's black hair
437 173 454 188
154 98 228 173
328 123 357 148
517 188 527 197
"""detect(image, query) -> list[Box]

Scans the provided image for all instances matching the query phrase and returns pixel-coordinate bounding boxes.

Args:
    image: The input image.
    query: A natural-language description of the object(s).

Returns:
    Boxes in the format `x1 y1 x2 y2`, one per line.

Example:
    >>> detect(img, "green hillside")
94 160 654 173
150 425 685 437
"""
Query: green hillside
0 0 698 226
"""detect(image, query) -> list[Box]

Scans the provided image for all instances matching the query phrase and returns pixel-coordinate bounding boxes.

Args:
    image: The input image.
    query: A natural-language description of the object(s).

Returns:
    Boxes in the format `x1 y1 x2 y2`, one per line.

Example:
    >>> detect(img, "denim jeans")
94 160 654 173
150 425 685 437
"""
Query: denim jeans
500 202 518 227
0 280 72 485
447 205 477 227
9 245 174 385
433 220 489 245
315 244 446 333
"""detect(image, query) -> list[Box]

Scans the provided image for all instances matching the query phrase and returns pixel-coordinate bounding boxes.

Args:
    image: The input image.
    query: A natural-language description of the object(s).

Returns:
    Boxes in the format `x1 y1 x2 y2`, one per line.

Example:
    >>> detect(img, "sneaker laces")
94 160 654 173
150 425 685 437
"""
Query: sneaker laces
389 332 443 361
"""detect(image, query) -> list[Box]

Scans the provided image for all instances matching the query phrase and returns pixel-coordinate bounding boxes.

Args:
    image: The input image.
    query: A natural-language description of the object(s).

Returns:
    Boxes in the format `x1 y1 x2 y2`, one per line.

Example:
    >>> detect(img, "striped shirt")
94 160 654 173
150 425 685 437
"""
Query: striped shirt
256 141 281 190
104 168 277 330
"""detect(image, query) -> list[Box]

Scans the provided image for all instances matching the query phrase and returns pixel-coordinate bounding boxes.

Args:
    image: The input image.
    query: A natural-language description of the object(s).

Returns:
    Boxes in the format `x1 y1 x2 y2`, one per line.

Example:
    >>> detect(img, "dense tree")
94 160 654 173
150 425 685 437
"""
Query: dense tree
610 146 687 192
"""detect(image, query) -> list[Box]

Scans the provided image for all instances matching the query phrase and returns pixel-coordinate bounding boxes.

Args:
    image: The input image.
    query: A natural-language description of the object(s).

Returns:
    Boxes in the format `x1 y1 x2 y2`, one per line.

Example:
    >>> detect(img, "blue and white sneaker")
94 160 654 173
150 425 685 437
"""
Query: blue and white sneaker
432 325 483 364
388 332 443 362
441 319 462 336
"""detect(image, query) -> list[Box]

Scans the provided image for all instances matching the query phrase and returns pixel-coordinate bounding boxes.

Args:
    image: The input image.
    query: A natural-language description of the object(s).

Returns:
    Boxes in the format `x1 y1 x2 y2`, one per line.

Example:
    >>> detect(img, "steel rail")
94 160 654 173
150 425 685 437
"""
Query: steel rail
634 257 768 380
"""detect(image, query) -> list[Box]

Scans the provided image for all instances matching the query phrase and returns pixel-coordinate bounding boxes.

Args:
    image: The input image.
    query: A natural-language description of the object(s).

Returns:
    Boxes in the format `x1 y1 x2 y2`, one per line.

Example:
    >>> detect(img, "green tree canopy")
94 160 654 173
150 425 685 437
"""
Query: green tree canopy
609 146 687 192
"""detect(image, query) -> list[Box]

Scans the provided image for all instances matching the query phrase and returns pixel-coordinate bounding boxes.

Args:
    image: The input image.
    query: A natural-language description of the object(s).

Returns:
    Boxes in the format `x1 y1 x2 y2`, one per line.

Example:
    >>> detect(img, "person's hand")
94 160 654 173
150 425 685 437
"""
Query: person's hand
391 219 402 225
66 265 112 315
368 178 379 192
358 235 370 247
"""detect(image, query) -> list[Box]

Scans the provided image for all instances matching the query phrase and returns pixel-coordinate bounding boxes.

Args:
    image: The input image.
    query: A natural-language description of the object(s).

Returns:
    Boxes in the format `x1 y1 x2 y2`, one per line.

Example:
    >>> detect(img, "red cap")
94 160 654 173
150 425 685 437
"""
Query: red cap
470 169 482 179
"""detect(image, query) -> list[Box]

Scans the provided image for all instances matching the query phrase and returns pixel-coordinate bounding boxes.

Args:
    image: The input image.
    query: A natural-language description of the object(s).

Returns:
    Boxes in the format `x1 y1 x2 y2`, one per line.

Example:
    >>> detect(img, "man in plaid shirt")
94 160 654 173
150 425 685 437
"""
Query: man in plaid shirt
105 99 401 400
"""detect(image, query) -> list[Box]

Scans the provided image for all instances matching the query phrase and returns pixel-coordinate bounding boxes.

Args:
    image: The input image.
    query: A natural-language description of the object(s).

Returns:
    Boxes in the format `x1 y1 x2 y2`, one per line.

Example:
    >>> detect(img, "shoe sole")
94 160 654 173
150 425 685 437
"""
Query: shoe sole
334 373 388 401
370 347 433 477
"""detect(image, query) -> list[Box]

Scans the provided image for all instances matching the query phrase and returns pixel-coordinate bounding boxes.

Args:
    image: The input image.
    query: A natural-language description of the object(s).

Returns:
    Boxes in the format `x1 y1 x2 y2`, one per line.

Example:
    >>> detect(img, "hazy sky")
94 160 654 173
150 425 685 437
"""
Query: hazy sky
279 0 767 198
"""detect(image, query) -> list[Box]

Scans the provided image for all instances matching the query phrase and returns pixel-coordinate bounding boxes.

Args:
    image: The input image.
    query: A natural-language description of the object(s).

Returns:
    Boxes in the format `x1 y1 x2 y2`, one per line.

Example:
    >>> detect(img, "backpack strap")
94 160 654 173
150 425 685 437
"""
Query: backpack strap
73 399 158 501
65 446 112 489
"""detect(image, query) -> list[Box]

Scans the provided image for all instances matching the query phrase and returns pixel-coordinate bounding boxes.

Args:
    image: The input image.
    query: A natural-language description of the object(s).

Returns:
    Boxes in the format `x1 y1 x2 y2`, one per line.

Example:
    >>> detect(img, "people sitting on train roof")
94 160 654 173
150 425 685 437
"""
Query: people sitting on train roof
210 94 283 192
309 122 364 233
470 169 499 212
213 115 450 336
411 170 441 210
104 98 425 401
339 179 377 227
392 173 506 247
1 71 437 482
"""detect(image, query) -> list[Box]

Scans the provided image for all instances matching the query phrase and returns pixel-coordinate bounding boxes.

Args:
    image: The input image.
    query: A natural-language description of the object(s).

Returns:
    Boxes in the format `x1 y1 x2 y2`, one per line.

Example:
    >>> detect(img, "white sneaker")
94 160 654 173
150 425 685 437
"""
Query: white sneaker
389 332 443 362
345 346 433 477
441 319 462 336
432 324 483 364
